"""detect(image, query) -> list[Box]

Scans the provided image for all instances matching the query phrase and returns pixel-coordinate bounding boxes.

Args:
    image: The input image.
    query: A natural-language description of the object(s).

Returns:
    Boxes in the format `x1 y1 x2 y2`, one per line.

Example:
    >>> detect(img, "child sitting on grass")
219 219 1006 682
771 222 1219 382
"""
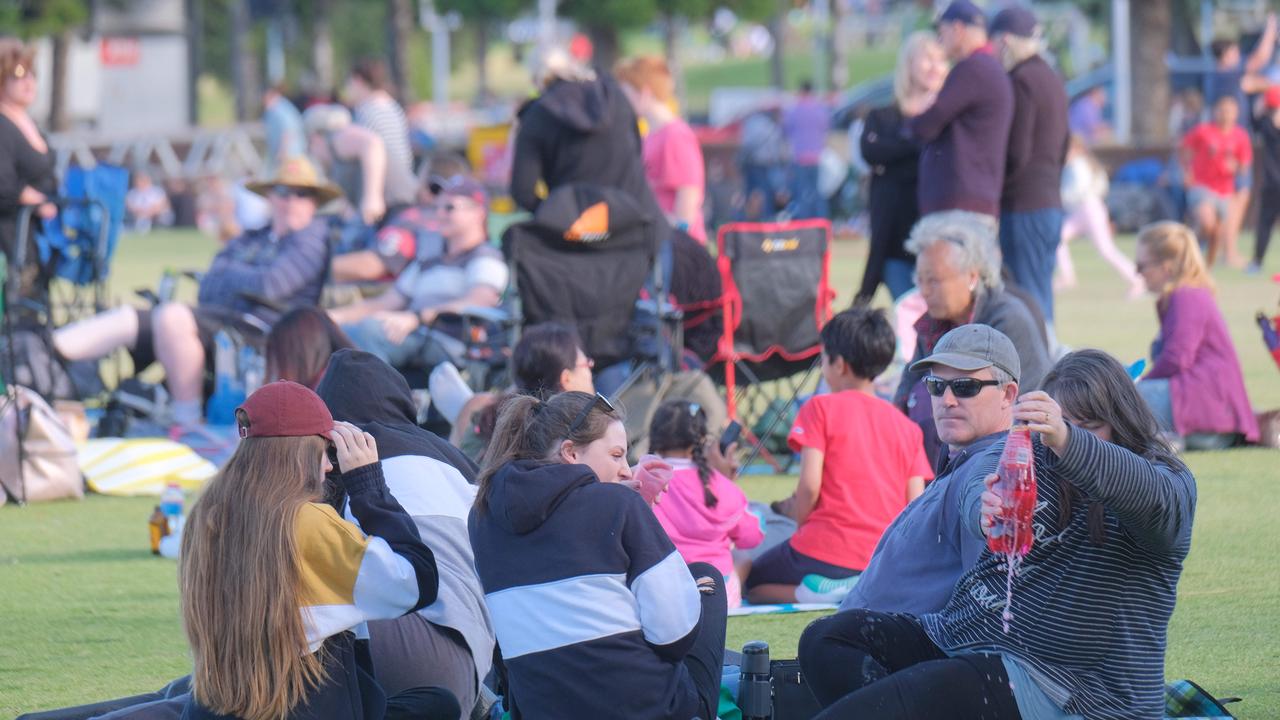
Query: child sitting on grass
744 307 933 605
650 401 764 608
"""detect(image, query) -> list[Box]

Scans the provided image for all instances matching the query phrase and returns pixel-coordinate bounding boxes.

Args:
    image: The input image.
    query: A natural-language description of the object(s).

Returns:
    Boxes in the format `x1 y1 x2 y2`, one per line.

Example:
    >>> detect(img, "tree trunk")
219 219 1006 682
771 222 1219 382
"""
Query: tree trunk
475 21 490 104
386 0 414 103
187 0 201 124
230 0 258 121
1131 0 1171 146
312 0 335 91
48 30 71 131
588 23 621 72
663 13 686 110
768 6 785 89
830 0 847 90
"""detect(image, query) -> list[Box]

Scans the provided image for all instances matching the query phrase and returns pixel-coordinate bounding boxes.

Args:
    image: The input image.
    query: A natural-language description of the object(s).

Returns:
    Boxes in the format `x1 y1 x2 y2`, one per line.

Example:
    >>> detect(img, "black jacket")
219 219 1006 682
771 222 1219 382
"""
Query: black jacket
857 104 923 303
1002 55 1069 213
510 73 664 221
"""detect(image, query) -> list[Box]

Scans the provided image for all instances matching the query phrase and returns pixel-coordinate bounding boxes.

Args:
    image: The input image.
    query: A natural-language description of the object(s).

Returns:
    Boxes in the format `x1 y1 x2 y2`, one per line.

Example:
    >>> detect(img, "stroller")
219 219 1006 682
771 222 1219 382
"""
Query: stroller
502 184 685 451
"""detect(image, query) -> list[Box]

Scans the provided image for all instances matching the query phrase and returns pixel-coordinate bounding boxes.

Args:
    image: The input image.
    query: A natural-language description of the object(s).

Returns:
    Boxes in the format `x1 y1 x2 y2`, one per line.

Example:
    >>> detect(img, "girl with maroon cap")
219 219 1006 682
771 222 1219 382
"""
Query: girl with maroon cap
178 381 456 720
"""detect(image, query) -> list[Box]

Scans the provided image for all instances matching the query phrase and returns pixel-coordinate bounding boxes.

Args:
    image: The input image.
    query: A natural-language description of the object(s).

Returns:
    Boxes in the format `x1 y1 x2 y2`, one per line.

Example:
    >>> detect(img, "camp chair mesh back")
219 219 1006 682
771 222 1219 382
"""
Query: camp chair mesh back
709 220 835 465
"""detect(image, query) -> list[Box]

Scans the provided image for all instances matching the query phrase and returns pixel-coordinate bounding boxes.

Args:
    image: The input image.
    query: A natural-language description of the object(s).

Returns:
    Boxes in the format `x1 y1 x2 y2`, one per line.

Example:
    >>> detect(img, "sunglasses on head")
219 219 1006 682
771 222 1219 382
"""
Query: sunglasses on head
924 375 1002 399
271 186 314 199
568 392 616 437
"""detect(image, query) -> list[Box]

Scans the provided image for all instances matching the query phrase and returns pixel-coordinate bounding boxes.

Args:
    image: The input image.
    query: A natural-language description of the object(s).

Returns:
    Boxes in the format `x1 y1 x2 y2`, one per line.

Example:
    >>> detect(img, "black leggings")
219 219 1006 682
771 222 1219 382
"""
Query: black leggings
685 561 729 720
1256 189 1280 265
797 609 1022 720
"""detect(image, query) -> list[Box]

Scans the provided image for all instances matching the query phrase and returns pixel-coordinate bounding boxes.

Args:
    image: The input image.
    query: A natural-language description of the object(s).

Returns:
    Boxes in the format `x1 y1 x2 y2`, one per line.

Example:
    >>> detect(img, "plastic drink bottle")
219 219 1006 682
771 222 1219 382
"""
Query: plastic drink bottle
206 330 246 425
160 482 184 528
987 424 1037 556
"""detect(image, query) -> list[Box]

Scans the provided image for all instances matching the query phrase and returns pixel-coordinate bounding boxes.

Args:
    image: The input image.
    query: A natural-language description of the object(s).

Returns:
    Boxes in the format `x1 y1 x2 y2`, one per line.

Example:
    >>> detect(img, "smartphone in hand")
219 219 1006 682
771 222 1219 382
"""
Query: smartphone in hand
719 421 742 455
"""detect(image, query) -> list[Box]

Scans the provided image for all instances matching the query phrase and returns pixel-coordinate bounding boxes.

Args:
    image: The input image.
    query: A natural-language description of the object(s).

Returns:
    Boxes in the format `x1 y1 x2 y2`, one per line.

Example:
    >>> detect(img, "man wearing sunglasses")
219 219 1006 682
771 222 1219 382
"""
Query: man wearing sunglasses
825 323 1017 619
330 176 507 373
51 157 333 432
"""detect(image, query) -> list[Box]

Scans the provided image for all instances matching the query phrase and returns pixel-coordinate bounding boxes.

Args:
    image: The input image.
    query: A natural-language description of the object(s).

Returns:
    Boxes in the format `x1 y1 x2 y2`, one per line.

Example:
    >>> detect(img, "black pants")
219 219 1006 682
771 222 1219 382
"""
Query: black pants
686 561 729 720
1255 188 1280 265
797 609 1022 719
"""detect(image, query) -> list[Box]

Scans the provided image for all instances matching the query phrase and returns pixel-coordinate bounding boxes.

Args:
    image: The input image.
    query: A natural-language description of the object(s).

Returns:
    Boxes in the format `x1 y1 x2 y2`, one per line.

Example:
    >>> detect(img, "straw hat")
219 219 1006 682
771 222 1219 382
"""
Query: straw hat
246 156 343 205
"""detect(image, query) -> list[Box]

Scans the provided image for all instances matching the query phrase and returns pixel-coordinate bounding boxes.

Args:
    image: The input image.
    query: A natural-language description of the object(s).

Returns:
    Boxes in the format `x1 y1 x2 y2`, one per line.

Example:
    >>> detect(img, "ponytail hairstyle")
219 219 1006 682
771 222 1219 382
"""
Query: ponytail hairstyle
648 401 717 508
475 391 623 513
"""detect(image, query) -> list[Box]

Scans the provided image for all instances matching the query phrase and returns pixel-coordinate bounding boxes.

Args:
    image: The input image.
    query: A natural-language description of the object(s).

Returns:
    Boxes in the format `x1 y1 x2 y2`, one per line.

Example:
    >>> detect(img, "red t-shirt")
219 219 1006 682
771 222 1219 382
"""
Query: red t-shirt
643 119 707 243
1182 122 1252 196
787 390 934 571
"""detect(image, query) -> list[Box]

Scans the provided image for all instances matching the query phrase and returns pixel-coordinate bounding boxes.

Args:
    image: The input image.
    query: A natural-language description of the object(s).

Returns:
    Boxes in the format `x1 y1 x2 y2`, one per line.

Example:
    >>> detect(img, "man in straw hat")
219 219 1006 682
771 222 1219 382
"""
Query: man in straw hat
53 157 336 432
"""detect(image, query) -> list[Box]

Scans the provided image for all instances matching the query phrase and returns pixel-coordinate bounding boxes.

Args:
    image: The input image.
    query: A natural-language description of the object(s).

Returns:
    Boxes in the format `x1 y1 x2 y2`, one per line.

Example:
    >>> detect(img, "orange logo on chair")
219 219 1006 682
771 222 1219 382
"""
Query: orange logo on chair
565 202 610 242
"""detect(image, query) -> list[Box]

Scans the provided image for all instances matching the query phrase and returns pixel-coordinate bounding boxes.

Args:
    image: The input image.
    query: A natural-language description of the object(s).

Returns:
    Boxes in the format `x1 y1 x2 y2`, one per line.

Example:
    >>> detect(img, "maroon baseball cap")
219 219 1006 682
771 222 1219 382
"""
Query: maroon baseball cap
236 381 335 439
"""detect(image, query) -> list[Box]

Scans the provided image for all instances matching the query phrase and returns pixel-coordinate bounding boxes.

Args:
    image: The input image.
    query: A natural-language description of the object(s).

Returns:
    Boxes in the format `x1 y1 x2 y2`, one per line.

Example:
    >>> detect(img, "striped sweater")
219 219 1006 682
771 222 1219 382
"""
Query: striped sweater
921 426 1196 719
469 460 705 720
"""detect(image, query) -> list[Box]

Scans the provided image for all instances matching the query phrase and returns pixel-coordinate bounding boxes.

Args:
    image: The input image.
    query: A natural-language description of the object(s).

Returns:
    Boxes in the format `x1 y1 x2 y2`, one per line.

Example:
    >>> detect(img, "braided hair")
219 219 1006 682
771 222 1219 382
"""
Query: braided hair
648 400 717 508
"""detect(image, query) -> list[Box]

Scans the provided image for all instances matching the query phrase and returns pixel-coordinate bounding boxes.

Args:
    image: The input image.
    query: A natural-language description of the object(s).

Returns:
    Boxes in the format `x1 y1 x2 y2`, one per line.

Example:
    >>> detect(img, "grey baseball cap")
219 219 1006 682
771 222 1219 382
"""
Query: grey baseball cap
910 324 1020 382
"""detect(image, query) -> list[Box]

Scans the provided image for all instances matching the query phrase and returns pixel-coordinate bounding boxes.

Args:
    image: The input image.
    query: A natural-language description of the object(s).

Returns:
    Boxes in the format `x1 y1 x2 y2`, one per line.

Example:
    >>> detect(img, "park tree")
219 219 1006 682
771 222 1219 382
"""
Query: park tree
0 0 89 131
437 0 527 103
1131 0 1171 146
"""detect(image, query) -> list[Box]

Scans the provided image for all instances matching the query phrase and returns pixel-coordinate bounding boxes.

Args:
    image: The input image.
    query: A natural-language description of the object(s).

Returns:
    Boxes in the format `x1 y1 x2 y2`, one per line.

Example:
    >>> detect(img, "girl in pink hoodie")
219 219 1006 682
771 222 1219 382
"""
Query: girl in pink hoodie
650 401 764 607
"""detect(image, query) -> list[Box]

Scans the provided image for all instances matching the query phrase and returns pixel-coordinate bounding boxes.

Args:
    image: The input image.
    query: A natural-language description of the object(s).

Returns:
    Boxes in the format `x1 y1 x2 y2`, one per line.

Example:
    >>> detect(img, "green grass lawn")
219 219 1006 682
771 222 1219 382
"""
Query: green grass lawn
2 227 1279 716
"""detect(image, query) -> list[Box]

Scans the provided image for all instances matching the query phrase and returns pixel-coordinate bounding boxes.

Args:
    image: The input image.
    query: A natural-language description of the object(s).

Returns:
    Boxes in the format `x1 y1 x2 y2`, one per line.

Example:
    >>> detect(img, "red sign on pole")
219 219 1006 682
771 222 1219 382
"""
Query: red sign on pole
100 37 141 66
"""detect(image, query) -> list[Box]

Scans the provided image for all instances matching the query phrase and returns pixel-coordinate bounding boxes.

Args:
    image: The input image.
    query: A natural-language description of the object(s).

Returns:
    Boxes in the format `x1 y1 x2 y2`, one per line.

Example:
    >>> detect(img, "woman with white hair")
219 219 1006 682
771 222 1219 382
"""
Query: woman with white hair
303 103 390 227
855 31 948 305
509 46 664 220
893 210 1052 464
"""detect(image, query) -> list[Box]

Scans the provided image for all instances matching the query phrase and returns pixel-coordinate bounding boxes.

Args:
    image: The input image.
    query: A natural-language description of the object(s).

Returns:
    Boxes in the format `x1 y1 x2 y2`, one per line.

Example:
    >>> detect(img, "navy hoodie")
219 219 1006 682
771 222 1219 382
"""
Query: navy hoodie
469 460 704 720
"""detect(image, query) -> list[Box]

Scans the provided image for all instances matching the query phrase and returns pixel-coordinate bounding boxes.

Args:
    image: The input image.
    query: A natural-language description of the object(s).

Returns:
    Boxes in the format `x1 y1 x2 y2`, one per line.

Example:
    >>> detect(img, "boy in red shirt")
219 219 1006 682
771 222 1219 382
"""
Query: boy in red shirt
1182 94 1253 266
744 308 933 605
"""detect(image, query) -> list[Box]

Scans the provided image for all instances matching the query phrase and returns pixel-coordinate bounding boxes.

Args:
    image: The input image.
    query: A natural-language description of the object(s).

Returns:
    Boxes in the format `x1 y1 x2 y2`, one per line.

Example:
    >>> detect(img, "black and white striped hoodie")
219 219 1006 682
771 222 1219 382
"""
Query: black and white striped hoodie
922 426 1197 719
469 460 704 720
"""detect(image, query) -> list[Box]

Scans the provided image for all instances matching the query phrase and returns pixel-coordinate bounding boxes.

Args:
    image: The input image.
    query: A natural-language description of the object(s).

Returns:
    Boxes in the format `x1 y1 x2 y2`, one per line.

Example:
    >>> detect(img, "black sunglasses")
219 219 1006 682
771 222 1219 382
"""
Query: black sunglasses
924 375 1002 399
568 392 616 437
272 185 315 199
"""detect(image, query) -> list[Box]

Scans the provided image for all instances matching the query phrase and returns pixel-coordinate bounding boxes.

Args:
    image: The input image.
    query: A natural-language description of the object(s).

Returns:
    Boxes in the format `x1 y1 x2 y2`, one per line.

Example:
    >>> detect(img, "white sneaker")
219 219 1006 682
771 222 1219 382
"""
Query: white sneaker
429 362 474 424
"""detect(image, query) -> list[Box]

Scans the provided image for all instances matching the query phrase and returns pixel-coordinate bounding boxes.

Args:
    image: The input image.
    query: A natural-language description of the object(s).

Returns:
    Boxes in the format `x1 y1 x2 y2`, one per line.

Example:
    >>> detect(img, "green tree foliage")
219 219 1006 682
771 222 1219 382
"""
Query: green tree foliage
0 0 88 36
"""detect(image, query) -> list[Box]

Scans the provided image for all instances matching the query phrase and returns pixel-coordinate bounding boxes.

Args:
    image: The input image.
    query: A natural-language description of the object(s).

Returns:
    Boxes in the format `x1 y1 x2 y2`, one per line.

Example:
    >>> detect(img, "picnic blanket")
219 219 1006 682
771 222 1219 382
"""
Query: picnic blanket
728 602 838 617
79 438 216 496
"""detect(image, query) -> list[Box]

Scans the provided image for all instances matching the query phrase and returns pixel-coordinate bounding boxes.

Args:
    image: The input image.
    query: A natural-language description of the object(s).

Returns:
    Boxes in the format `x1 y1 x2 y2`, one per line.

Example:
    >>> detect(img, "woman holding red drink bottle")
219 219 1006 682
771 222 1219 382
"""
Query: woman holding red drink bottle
795 349 1195 719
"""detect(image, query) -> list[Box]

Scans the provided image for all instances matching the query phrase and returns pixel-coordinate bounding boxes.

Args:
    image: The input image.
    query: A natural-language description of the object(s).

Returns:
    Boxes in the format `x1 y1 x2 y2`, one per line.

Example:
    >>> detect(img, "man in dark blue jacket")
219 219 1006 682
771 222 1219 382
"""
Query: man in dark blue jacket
907 1 1013 219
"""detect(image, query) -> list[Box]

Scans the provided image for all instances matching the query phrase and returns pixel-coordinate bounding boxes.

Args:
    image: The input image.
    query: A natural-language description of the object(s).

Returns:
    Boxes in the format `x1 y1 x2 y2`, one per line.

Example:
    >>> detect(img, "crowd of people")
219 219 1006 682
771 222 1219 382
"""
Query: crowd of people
0 2 1272 717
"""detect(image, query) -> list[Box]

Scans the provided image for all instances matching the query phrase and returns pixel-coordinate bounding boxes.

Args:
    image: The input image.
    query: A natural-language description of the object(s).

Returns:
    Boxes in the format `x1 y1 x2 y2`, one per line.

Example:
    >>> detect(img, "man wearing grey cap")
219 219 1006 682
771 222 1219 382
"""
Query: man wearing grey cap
798 325 1020 712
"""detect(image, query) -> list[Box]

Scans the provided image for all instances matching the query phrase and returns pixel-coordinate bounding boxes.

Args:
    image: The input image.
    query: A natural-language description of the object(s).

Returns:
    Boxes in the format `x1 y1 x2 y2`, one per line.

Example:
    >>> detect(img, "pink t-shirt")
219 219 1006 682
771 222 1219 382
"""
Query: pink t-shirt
643 119 707 243
652 459 764 577
787 390 934 571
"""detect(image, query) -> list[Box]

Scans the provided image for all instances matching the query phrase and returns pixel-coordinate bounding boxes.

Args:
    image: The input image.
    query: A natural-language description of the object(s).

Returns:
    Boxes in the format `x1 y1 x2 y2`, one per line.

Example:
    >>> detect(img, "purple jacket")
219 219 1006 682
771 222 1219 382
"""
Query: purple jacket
1146 287 1259 441
907 45 1013 217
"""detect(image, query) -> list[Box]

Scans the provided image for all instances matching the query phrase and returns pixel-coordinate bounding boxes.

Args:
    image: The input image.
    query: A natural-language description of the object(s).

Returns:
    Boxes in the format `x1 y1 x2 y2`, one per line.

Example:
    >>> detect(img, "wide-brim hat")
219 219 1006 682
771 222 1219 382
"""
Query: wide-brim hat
246 156 344 205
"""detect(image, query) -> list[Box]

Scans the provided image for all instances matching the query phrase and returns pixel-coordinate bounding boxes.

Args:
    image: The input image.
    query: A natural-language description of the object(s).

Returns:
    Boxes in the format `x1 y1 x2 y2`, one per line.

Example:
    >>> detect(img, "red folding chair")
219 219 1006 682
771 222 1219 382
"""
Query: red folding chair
708 219 836 469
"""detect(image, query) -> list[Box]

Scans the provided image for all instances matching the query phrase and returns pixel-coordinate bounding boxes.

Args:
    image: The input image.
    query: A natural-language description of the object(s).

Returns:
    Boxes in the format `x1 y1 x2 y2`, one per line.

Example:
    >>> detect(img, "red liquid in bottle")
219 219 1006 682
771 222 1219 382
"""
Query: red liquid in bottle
987 425 1037 557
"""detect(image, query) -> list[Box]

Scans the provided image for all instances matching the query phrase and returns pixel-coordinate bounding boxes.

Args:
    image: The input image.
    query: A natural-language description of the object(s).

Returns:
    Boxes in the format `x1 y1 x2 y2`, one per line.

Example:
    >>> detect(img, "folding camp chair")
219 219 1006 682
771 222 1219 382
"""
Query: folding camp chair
0 165 129 401
707 219 835 470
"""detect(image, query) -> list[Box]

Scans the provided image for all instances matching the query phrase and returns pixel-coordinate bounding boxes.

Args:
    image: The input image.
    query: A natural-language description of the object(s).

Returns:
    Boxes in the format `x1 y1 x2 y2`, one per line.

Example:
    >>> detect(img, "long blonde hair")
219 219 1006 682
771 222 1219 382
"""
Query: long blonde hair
1137 221 1215 295
180 433 329 720
894 32 943 108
